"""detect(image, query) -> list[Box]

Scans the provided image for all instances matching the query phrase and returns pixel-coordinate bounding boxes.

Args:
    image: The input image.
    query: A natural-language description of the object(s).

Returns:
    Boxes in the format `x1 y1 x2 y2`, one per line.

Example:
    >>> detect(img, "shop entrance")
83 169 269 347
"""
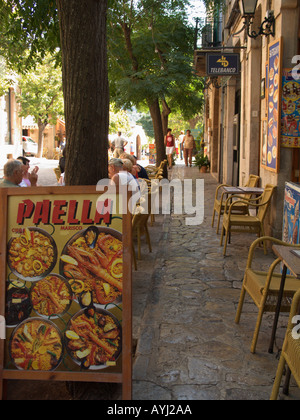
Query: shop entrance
232 88 241 186
232 113 240 186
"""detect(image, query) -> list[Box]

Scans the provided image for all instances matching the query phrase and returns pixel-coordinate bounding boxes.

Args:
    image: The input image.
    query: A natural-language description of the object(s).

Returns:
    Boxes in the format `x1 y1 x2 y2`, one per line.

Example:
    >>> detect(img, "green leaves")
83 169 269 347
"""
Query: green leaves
17 54 63 125
0 0 60 73
108 0 204 119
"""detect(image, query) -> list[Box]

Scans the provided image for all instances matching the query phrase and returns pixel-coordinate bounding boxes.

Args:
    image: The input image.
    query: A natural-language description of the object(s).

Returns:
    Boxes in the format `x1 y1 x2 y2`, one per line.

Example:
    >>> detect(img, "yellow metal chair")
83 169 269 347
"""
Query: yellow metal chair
271 288 300 400
212 174 260 234
53 167 61 182
146 160 167 178
235 236 300 354
220 184 276 256
132 203 152 263
142 178 159 226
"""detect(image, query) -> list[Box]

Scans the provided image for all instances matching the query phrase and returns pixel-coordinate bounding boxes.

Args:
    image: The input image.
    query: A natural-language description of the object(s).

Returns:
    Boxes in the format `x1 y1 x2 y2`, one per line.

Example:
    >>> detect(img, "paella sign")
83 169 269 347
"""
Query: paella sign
0 187 132 399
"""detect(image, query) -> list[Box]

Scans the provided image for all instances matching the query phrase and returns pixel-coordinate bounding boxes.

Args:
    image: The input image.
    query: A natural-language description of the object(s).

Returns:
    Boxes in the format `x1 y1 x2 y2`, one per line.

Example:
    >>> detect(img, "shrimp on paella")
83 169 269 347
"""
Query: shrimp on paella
62 230 123 305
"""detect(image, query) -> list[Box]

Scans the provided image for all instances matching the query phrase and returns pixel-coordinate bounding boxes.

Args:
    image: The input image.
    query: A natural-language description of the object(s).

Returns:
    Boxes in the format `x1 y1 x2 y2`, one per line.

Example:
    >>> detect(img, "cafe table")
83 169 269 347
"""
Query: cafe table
222 186 264 196
269 245 300 354
221 187 264 223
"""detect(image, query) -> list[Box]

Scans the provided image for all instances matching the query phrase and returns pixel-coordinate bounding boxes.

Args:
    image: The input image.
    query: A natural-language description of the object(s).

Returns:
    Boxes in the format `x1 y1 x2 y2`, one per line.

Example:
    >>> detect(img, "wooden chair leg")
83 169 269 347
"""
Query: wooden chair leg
235 285 246 324
283 367 291 396
223 228 229 256
220 226 225 246
270 355 286 400
144 225 152 253
211 209 215 227
137 226 141 260
260 226 267 255
216 211 222 234
250 304 266 353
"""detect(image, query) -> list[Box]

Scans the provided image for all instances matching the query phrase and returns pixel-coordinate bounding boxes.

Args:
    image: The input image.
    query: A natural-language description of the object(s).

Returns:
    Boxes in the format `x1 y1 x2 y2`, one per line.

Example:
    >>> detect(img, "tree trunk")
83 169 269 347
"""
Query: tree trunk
147 97 167 175
161 98 171 136
56 0 109 185
37 120 47 158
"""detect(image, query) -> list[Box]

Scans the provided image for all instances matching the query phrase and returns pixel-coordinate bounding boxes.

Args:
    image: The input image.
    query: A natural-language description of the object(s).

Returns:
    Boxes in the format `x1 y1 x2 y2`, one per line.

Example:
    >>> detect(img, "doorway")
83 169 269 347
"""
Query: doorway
232 88 241 186
232 113 240 186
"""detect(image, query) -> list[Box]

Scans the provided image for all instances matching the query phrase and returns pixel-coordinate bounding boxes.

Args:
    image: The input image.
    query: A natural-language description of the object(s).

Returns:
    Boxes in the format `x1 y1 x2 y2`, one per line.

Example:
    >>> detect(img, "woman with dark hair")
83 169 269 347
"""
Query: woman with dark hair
164 128 175 170
17 156 39 187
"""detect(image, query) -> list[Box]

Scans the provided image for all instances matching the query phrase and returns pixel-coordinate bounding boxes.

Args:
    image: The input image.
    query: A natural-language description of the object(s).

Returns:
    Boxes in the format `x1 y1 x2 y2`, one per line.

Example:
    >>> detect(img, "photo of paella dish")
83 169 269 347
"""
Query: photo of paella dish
65 307 122 369
31 274 72 318
60 227 123 306
9 318 63 371
7 227 57 281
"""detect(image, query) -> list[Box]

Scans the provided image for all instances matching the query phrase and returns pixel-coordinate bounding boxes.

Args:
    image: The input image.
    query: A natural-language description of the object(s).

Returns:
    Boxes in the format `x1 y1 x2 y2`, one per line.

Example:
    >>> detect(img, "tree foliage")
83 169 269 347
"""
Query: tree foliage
202 0 225 15
17 54 64 157
109 104 131 135
108 0 202 113
0 0 60 73
0 0 205 177
108 0 204 166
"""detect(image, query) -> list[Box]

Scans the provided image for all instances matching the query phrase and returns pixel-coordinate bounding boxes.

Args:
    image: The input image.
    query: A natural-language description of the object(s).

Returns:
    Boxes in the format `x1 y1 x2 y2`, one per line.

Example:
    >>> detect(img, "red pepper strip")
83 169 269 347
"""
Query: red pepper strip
17 341 27 354
57 280 64 296
19 359 31 370
31 231 34 246
44 327 51 340
14 256 27 263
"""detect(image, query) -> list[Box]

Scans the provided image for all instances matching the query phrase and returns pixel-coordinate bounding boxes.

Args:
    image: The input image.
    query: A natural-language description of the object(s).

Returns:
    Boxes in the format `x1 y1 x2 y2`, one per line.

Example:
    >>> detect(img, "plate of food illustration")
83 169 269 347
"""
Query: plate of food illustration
60 227 123 307
7 227 57 282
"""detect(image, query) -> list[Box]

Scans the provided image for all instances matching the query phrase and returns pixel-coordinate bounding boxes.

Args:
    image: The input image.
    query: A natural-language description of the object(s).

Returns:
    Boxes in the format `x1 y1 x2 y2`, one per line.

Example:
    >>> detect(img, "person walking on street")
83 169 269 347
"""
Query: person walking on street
112 132 128 158
164 128 175 170
178 130 185 160
183 129 195 167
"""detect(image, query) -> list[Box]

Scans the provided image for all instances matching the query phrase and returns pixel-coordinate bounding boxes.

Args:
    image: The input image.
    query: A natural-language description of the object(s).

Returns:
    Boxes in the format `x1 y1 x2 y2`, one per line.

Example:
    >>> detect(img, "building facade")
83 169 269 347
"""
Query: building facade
0 87 23 168
195 0 300 237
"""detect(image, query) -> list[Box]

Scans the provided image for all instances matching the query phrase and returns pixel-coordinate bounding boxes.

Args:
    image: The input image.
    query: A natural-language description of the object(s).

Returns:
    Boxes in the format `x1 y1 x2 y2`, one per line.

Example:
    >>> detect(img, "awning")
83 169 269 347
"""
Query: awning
22 115 38 129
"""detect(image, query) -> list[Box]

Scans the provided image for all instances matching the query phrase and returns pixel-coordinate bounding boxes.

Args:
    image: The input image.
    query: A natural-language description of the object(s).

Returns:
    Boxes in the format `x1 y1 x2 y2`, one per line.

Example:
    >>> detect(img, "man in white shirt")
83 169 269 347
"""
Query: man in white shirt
112 132 128 158
178 130 185 160
107 158 140 212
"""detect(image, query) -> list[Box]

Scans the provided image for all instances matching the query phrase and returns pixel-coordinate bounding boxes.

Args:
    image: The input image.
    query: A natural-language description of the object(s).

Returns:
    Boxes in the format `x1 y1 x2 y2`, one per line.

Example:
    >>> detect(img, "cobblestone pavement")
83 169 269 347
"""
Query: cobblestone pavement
5 161 300 400
132 163 300 401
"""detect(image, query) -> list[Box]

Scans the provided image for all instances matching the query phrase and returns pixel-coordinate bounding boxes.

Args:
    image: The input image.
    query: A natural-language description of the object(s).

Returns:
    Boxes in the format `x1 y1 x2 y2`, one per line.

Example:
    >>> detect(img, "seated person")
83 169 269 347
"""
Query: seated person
0 159 23 187
108 158 139 193
17 156 38 187
119 152 139 178
132 155 149 180
59 148 66 173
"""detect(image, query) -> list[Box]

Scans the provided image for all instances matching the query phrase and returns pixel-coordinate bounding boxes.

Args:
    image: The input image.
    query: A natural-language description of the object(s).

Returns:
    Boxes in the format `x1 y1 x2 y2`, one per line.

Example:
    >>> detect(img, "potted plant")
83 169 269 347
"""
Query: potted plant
194 153 210 173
